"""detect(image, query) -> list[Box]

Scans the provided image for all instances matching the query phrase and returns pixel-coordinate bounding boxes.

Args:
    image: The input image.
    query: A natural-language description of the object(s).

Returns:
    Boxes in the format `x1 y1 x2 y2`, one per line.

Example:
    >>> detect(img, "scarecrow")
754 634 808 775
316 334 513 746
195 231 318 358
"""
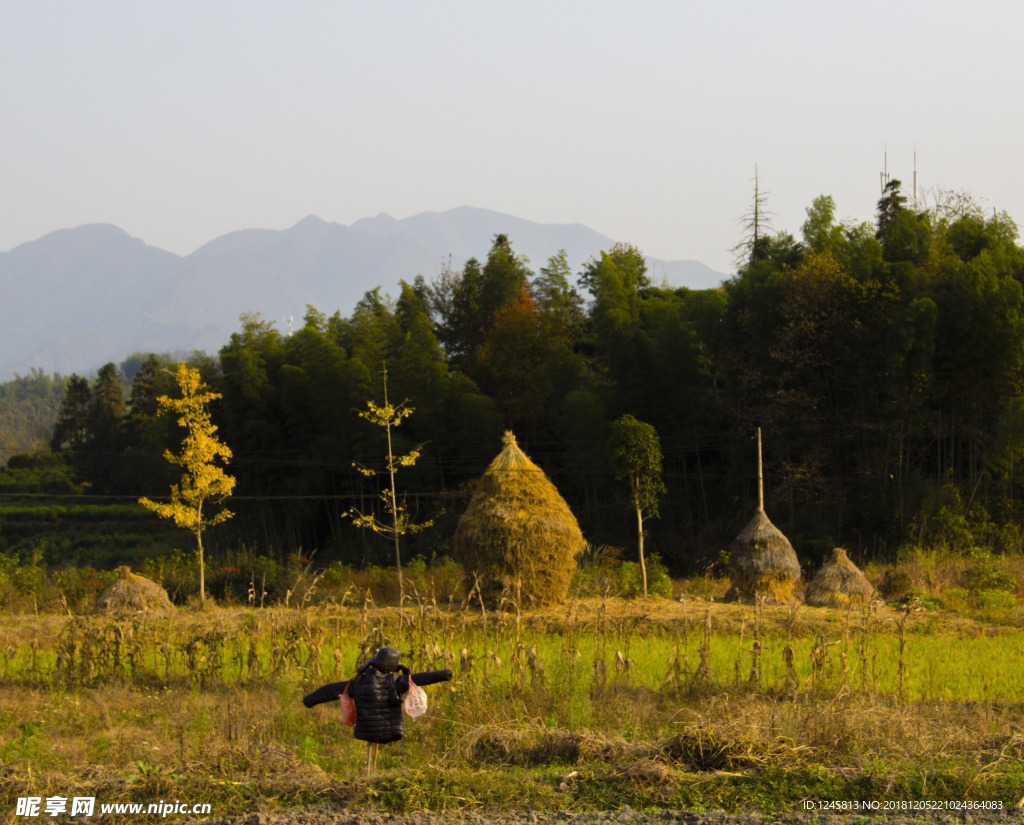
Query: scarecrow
302 646 452 772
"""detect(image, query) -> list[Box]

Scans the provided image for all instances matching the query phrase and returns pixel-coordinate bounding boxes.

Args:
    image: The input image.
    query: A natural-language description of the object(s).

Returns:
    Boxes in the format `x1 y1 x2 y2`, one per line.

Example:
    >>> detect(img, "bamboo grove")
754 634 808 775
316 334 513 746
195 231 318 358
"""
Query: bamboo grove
17 180 1024 575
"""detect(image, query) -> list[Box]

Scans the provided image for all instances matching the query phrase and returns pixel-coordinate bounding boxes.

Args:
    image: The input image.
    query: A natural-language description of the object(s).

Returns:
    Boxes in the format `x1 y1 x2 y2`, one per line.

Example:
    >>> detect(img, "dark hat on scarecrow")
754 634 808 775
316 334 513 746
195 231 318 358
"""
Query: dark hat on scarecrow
366 646 401 671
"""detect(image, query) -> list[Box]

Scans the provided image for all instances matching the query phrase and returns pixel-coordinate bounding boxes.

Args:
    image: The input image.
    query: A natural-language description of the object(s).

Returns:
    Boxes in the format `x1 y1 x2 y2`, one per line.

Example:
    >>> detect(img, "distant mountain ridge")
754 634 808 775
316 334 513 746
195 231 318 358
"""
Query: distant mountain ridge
0 207 729 380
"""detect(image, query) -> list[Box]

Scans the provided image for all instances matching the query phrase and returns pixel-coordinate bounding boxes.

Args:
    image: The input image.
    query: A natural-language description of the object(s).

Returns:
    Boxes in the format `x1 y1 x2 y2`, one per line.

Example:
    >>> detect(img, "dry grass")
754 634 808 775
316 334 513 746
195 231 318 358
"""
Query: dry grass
3 593 1024 818
96 566 173 616
805 548 877 608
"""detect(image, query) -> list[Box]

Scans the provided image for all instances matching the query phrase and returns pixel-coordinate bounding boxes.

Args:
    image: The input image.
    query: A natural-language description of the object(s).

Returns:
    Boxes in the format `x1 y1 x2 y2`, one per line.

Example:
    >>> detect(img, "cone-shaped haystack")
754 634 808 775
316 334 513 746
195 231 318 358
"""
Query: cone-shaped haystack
727 507 802 603
97 566 174 615
727 429 801 603
805 547 876 608
454 431 584 607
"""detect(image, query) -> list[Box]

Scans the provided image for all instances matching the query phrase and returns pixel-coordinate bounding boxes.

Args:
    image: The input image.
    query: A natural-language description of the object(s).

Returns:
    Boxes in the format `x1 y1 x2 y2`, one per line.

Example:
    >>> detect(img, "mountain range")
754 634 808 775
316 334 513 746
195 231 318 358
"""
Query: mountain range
0 206 729 381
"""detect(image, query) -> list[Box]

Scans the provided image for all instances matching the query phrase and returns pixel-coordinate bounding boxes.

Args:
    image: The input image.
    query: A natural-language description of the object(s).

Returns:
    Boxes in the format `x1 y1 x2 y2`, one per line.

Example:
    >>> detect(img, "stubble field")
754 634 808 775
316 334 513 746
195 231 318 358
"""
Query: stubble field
2 594 1023 823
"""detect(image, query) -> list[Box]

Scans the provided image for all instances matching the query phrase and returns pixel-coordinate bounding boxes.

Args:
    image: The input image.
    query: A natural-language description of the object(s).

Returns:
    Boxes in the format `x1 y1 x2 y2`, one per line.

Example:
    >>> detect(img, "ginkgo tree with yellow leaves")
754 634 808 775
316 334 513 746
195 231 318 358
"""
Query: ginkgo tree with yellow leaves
139 363 236 608
347 367 434 602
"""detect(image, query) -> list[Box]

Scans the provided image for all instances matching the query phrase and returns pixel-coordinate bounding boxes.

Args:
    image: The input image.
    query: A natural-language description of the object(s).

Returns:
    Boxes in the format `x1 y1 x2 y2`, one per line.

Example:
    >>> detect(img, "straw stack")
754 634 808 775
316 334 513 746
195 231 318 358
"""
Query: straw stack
805 547 876 608
454 431 584 607
97 566 174 615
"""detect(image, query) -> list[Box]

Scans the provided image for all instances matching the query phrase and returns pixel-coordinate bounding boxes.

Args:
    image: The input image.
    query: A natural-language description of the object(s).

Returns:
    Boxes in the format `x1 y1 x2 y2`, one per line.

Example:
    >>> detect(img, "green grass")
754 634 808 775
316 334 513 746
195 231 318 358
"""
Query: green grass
5 601 1024 704
1 600 1023 821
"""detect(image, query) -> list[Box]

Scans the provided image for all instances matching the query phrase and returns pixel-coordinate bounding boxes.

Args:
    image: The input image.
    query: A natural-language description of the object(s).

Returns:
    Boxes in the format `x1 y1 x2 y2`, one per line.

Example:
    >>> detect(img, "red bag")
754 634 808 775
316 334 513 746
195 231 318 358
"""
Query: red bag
339 681 356 726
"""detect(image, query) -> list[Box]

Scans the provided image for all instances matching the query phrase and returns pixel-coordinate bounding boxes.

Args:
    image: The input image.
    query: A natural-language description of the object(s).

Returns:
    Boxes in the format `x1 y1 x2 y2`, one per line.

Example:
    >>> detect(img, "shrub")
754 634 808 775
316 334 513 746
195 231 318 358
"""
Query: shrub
403 555 430 596
964 548 1017 593
428 555 463 602
879 568 912 599
572 544 622 596
320 561 356 595
939 587 971 613
615 556 673 598
977 589 1017 611
11 564 44 597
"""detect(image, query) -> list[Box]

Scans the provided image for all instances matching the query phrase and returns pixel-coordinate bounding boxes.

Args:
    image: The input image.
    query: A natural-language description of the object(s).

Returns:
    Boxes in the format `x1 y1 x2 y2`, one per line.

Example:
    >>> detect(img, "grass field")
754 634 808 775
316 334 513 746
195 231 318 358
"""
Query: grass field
2 593 1023 822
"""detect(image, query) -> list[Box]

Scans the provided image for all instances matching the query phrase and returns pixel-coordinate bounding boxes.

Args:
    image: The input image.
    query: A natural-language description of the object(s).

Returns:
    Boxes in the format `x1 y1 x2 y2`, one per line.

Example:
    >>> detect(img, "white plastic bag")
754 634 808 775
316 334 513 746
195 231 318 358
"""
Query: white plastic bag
404 674 428 718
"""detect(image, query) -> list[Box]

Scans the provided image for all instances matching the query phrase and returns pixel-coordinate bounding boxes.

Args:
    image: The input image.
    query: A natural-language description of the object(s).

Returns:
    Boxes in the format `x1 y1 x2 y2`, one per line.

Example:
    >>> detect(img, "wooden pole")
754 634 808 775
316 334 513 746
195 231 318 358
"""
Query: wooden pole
757 427 764 511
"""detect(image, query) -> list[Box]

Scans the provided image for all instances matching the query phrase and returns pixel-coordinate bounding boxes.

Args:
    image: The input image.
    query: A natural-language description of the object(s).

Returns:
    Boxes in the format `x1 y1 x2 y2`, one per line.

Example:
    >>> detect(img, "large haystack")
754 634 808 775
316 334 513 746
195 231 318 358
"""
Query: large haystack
727 507 802 604
454 431 584 607
97 566 174 615
805 547 876 608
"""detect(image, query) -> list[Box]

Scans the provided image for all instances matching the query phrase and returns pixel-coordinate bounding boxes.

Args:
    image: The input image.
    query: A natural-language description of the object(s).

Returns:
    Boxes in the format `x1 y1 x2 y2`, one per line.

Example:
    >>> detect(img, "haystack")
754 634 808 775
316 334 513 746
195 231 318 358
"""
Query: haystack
97 566 174 615
727 506 802 603
805 547 876 608
454 431 584 607
726 428 801 604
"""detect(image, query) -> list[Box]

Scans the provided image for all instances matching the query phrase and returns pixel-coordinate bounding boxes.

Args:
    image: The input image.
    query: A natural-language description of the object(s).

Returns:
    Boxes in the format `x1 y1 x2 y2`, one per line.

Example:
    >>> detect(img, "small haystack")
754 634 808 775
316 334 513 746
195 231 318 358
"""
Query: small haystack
454 431 584 607
805 547 876 608
97 566 174 615
727 507 802 603
726 429 801 604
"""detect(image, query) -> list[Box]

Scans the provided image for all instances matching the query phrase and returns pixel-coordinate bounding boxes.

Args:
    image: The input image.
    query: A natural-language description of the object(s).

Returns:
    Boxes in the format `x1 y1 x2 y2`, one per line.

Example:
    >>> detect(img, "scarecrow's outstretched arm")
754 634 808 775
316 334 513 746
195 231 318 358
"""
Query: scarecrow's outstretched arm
302 680 351 708
397 669 453 692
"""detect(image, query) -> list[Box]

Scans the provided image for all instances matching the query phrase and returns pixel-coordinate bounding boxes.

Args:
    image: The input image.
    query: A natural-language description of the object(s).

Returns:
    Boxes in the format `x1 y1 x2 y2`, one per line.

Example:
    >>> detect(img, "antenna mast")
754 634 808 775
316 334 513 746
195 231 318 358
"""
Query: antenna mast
913 148 918 207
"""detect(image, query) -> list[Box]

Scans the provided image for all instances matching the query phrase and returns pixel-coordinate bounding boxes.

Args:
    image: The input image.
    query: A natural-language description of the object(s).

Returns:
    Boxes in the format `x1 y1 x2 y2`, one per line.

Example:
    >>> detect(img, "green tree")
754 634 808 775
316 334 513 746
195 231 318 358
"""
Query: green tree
801 195 844 254
582 243 654 414
428 257 483 368
218 313 285 459
0 369 66 461
534 249 584 330
122 354 179 497
478 233 533 323
50 374 91 451
608 414 666 596
429 235 534 378
82 362 126 491
139 363 236 608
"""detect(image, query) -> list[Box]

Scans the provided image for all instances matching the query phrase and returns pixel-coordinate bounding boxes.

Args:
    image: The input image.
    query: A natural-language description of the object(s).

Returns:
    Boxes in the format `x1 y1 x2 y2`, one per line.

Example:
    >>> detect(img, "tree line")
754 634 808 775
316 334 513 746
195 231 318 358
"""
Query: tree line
24 180 1024 572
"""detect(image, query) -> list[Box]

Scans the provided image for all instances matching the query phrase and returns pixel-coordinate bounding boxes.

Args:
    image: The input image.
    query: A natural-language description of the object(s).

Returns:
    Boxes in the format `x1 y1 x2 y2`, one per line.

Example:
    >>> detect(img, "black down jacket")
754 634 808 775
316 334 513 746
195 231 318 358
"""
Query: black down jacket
302 665 453 744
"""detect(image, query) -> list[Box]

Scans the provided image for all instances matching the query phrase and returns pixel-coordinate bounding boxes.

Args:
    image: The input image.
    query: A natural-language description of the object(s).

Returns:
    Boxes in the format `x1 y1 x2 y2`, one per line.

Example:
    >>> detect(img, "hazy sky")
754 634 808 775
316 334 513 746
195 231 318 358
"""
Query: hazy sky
3 1 1020 275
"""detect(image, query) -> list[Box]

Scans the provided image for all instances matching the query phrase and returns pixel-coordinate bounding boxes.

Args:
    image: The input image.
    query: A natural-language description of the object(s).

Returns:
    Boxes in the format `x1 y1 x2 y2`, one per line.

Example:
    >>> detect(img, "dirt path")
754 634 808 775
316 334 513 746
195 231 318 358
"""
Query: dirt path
202 804 1024 825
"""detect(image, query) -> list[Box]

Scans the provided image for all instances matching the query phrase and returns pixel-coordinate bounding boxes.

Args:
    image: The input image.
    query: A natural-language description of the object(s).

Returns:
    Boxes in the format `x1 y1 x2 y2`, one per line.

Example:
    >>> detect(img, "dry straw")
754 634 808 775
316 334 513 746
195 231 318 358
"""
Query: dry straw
805 547 877 608
96 566 174 615
727 507 802 604
727 429 801 604
454 431 584 607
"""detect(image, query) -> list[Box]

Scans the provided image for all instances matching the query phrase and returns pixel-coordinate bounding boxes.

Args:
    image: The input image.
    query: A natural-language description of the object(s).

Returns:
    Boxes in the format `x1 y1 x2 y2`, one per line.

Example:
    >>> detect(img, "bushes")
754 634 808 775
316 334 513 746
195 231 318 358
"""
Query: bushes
0 452 80 495
0 556 115 613
615 557 673 598
964 547 1018 592
573 546 675 599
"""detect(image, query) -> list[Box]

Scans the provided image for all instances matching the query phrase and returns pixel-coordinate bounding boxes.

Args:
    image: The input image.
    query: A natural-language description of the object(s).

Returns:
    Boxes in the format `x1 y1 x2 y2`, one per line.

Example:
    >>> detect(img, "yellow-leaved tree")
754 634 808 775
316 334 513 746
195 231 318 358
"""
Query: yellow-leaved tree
347 366 434 603
139 363 236 608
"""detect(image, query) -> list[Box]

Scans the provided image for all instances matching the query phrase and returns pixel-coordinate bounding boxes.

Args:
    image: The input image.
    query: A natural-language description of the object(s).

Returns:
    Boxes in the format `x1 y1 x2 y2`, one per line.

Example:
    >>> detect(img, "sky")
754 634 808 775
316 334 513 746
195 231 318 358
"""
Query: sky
2 0 1021 276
